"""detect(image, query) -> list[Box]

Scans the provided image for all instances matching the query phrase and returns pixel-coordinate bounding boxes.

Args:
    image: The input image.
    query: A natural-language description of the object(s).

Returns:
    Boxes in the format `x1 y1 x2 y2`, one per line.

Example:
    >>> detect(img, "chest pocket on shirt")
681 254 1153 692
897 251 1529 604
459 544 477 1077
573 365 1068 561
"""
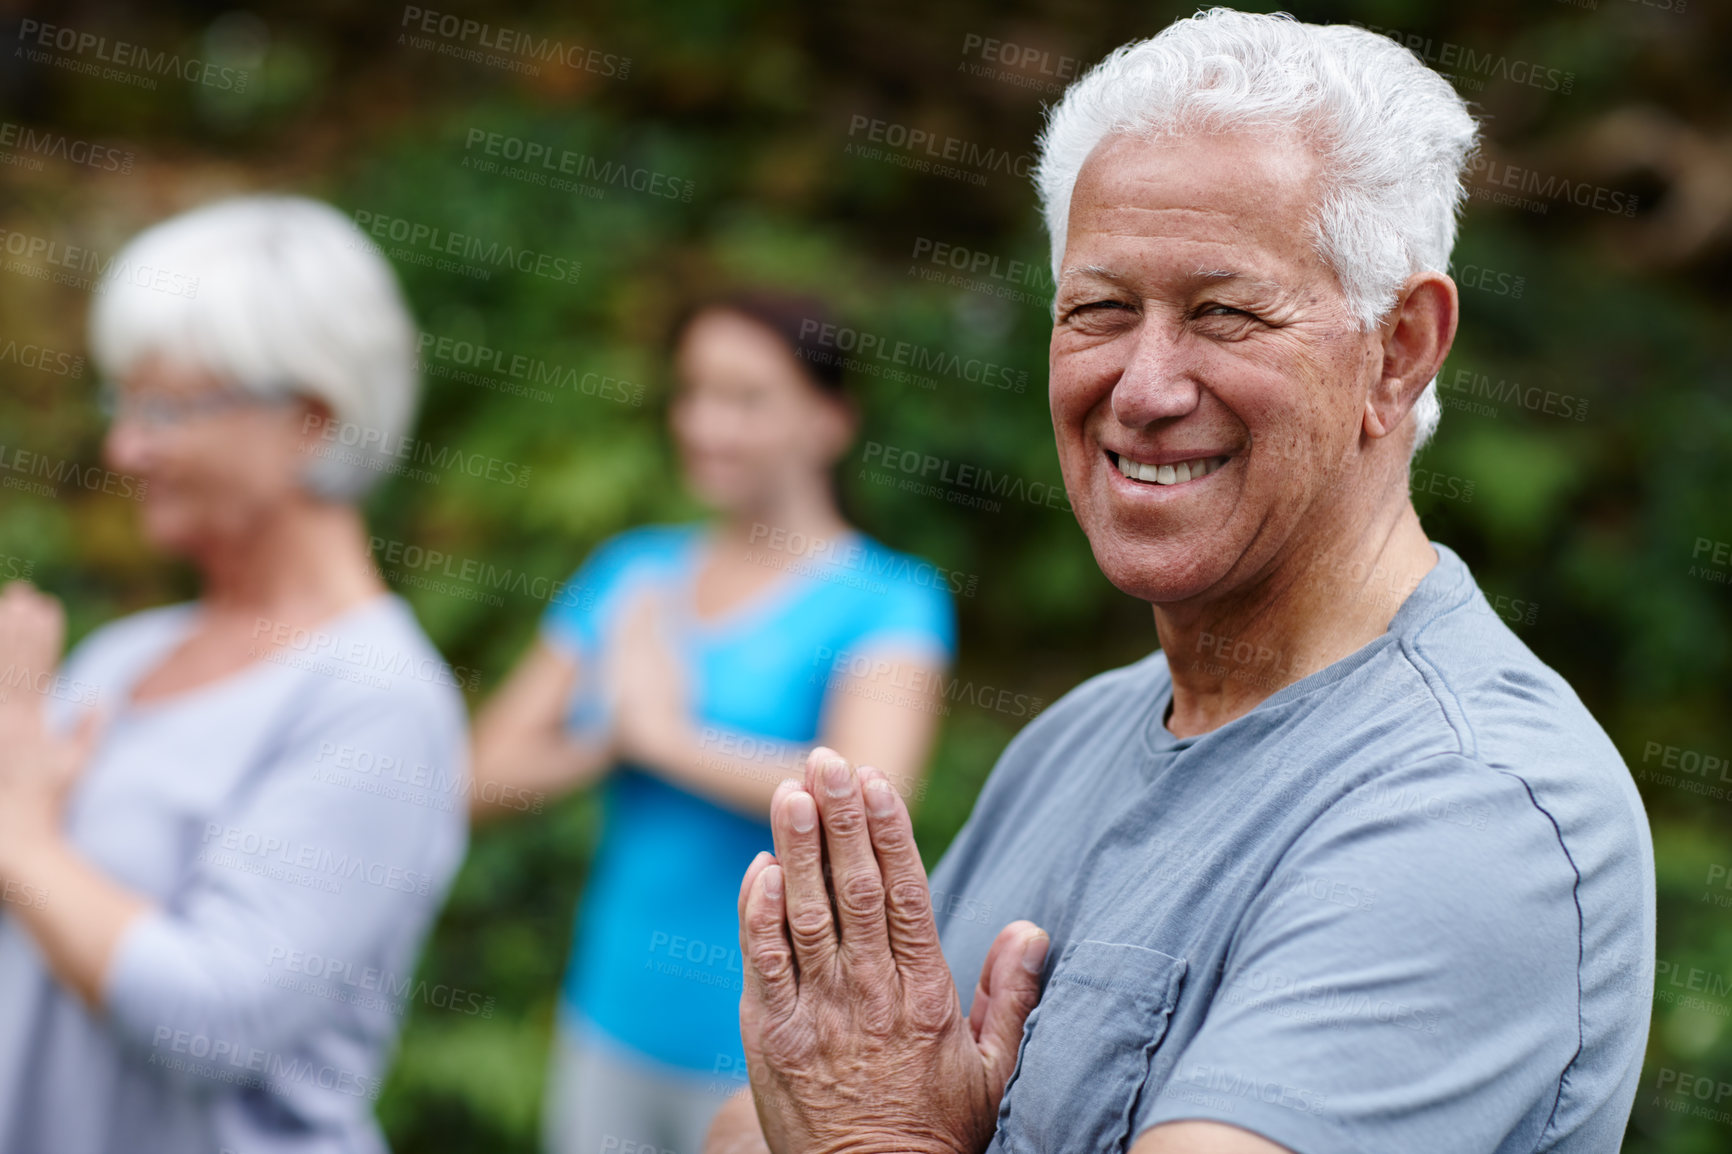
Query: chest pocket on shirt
996 939 1187 1154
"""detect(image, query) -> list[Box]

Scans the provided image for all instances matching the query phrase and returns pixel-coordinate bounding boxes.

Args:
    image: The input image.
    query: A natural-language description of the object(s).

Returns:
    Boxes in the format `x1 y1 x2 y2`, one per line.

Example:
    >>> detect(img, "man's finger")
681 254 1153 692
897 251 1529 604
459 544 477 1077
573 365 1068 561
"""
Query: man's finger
970 920 1049 1102
771 783 837 975
808 748 894 977
742 781 802 923
738 848 776 927
742 864 799 1023
858 765 950 993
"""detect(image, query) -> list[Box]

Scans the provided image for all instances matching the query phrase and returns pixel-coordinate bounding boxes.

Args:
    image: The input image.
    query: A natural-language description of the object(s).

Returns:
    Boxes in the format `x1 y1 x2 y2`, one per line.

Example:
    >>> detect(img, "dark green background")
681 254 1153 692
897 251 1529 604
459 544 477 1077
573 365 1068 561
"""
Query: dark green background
1 0 1728 1149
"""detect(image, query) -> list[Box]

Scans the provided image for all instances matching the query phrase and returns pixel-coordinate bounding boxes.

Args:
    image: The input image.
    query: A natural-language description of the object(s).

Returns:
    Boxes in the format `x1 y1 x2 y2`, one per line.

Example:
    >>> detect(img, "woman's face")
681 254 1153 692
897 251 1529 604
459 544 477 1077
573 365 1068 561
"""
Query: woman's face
101 356 323 557
669 309 855 515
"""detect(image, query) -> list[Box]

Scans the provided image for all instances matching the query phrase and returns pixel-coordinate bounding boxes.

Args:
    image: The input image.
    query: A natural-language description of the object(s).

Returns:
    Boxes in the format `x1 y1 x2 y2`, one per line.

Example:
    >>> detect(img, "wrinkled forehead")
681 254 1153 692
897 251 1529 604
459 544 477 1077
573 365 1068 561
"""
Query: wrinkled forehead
1062 130 1332 285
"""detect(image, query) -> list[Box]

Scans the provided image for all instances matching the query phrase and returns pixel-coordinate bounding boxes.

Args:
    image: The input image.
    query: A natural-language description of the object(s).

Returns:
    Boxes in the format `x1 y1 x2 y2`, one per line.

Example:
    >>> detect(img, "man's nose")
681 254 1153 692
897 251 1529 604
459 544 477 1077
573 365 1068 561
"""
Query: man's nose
1109 323 1202 428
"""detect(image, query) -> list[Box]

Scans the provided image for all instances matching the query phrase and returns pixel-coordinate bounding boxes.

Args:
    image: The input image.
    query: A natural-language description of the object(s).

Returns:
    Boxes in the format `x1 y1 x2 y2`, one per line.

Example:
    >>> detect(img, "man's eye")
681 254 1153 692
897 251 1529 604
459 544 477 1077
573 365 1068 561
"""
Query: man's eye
1065 300 1132 320
1200 304 1253 318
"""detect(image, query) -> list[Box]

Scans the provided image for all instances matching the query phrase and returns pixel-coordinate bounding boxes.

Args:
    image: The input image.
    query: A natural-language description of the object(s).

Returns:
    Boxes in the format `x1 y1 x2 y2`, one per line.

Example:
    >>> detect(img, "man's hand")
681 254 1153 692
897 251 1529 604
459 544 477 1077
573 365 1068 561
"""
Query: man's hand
735 746 1049 1154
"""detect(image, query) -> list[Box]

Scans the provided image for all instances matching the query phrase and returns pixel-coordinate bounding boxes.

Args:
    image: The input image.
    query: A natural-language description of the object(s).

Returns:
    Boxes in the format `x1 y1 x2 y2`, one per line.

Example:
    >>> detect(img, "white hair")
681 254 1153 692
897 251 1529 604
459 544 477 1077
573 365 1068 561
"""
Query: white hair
1033 8 1479 456
88 194 419 500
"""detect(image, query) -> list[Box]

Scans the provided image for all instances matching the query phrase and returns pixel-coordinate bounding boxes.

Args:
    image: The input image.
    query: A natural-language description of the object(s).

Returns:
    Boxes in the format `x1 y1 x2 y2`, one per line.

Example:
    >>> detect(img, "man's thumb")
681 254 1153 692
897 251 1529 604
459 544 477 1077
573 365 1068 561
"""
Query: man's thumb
972 920 1049 1094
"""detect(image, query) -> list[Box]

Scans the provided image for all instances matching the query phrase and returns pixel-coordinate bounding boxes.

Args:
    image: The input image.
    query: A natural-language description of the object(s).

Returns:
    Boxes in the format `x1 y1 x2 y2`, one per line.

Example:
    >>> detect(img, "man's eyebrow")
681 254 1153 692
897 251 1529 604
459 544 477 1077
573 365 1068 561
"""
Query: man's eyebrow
1057 264 1124 287
1193 268 1285 291
1058 265 1289 292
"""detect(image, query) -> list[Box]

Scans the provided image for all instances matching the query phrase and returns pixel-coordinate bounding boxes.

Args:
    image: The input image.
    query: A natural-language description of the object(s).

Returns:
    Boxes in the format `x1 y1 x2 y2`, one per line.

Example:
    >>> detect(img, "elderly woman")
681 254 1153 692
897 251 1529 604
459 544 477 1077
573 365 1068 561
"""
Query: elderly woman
0 196 467 1154
708 10 1652 1154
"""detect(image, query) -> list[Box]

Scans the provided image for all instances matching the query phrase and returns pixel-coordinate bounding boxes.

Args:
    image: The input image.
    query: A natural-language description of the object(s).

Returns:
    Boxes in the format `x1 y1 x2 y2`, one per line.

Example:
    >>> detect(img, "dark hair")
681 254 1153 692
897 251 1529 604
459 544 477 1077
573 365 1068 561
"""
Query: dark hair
672 290 849 397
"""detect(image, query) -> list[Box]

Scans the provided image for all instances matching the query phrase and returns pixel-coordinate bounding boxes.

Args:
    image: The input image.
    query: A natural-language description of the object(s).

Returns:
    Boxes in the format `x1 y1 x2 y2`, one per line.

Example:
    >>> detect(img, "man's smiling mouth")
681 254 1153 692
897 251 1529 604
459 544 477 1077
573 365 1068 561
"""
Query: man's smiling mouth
1106 450 1229 486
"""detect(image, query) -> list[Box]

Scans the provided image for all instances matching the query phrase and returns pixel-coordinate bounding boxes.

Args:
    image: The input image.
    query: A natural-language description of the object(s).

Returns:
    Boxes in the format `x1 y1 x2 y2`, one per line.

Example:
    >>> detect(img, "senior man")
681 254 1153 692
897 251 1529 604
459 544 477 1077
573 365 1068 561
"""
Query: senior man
706 10 1654 1154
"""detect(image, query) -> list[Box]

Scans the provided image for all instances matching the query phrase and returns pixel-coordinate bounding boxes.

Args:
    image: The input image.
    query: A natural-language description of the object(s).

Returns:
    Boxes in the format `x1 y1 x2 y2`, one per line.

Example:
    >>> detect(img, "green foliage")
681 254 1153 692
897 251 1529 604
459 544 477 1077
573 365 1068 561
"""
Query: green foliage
1 2 1728 1151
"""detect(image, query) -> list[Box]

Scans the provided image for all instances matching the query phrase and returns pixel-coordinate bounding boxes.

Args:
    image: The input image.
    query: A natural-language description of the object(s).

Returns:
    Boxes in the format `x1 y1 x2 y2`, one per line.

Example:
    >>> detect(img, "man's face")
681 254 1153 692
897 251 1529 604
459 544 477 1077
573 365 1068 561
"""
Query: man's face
1050 130 1385 605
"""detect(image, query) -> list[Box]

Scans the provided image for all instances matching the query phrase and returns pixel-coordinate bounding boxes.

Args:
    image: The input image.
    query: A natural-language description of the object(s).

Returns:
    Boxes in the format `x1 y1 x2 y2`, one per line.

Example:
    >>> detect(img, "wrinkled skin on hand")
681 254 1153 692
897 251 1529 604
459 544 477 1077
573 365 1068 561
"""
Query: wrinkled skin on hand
735 746 1049 1154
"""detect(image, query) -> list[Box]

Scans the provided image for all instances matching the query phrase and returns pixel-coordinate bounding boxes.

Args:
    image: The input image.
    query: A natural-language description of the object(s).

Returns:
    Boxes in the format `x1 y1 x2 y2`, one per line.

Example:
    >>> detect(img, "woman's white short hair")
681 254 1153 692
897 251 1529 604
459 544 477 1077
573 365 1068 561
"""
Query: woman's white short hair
88 194 419 500
1034 8 1479 455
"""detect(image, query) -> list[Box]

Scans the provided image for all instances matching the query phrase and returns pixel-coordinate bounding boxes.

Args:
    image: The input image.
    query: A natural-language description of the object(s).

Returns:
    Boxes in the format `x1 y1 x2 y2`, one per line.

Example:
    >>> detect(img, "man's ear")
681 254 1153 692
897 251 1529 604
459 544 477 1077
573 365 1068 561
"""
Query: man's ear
1365 271 1457 440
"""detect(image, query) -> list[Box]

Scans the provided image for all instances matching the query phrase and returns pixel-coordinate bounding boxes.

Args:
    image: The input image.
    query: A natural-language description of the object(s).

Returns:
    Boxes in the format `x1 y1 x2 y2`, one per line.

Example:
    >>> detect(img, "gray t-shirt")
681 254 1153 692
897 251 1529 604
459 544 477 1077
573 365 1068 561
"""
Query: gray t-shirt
0 596 468 1154
929 543 1654 1154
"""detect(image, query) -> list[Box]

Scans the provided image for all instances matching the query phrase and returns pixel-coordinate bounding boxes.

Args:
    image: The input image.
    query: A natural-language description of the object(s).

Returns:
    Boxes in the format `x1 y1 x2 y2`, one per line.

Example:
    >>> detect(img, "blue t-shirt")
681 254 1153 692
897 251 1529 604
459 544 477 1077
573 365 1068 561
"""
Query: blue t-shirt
928 543 1653 1153
541 522 956 1072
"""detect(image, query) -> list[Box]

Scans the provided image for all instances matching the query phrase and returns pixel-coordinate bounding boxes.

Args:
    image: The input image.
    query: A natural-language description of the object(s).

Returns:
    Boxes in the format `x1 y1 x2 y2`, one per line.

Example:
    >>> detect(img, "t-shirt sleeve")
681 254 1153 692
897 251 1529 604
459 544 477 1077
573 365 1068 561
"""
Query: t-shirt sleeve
1135 754 1583 1154
844 561 957 664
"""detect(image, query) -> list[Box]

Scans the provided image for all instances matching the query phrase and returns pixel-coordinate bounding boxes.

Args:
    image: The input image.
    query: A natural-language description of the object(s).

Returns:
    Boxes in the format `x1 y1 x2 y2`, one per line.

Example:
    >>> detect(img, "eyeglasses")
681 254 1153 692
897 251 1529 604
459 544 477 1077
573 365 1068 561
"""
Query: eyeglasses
96 380 298 427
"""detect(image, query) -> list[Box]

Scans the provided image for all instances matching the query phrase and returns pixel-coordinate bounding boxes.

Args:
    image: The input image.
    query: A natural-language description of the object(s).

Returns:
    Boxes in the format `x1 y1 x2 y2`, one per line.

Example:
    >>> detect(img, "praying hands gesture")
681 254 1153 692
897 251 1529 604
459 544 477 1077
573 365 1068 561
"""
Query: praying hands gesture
0 583 99 869
711 746 1050 1154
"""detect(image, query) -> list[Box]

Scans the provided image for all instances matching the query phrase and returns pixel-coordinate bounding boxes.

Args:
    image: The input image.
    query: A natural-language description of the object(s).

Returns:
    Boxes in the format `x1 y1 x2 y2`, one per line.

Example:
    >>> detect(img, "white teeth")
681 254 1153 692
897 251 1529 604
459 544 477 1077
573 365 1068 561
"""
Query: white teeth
1115 454 1224 486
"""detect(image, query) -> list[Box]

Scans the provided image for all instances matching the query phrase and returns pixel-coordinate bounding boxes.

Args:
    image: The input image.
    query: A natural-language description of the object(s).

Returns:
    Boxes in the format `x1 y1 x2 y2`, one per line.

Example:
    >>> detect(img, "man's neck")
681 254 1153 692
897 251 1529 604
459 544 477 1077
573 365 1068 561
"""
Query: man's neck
1155 503 1438 739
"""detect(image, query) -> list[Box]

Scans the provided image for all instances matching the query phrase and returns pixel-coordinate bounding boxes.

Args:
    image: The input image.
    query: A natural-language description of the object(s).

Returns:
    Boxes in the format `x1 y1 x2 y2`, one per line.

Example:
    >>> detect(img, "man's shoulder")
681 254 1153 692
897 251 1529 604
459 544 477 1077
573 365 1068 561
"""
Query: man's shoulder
1392 572 1645 837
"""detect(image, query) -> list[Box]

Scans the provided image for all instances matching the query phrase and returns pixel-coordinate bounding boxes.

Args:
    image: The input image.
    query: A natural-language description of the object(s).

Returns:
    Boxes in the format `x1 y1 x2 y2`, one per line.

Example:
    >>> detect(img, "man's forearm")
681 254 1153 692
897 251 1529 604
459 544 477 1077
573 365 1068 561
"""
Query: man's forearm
705 1087 773 1154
